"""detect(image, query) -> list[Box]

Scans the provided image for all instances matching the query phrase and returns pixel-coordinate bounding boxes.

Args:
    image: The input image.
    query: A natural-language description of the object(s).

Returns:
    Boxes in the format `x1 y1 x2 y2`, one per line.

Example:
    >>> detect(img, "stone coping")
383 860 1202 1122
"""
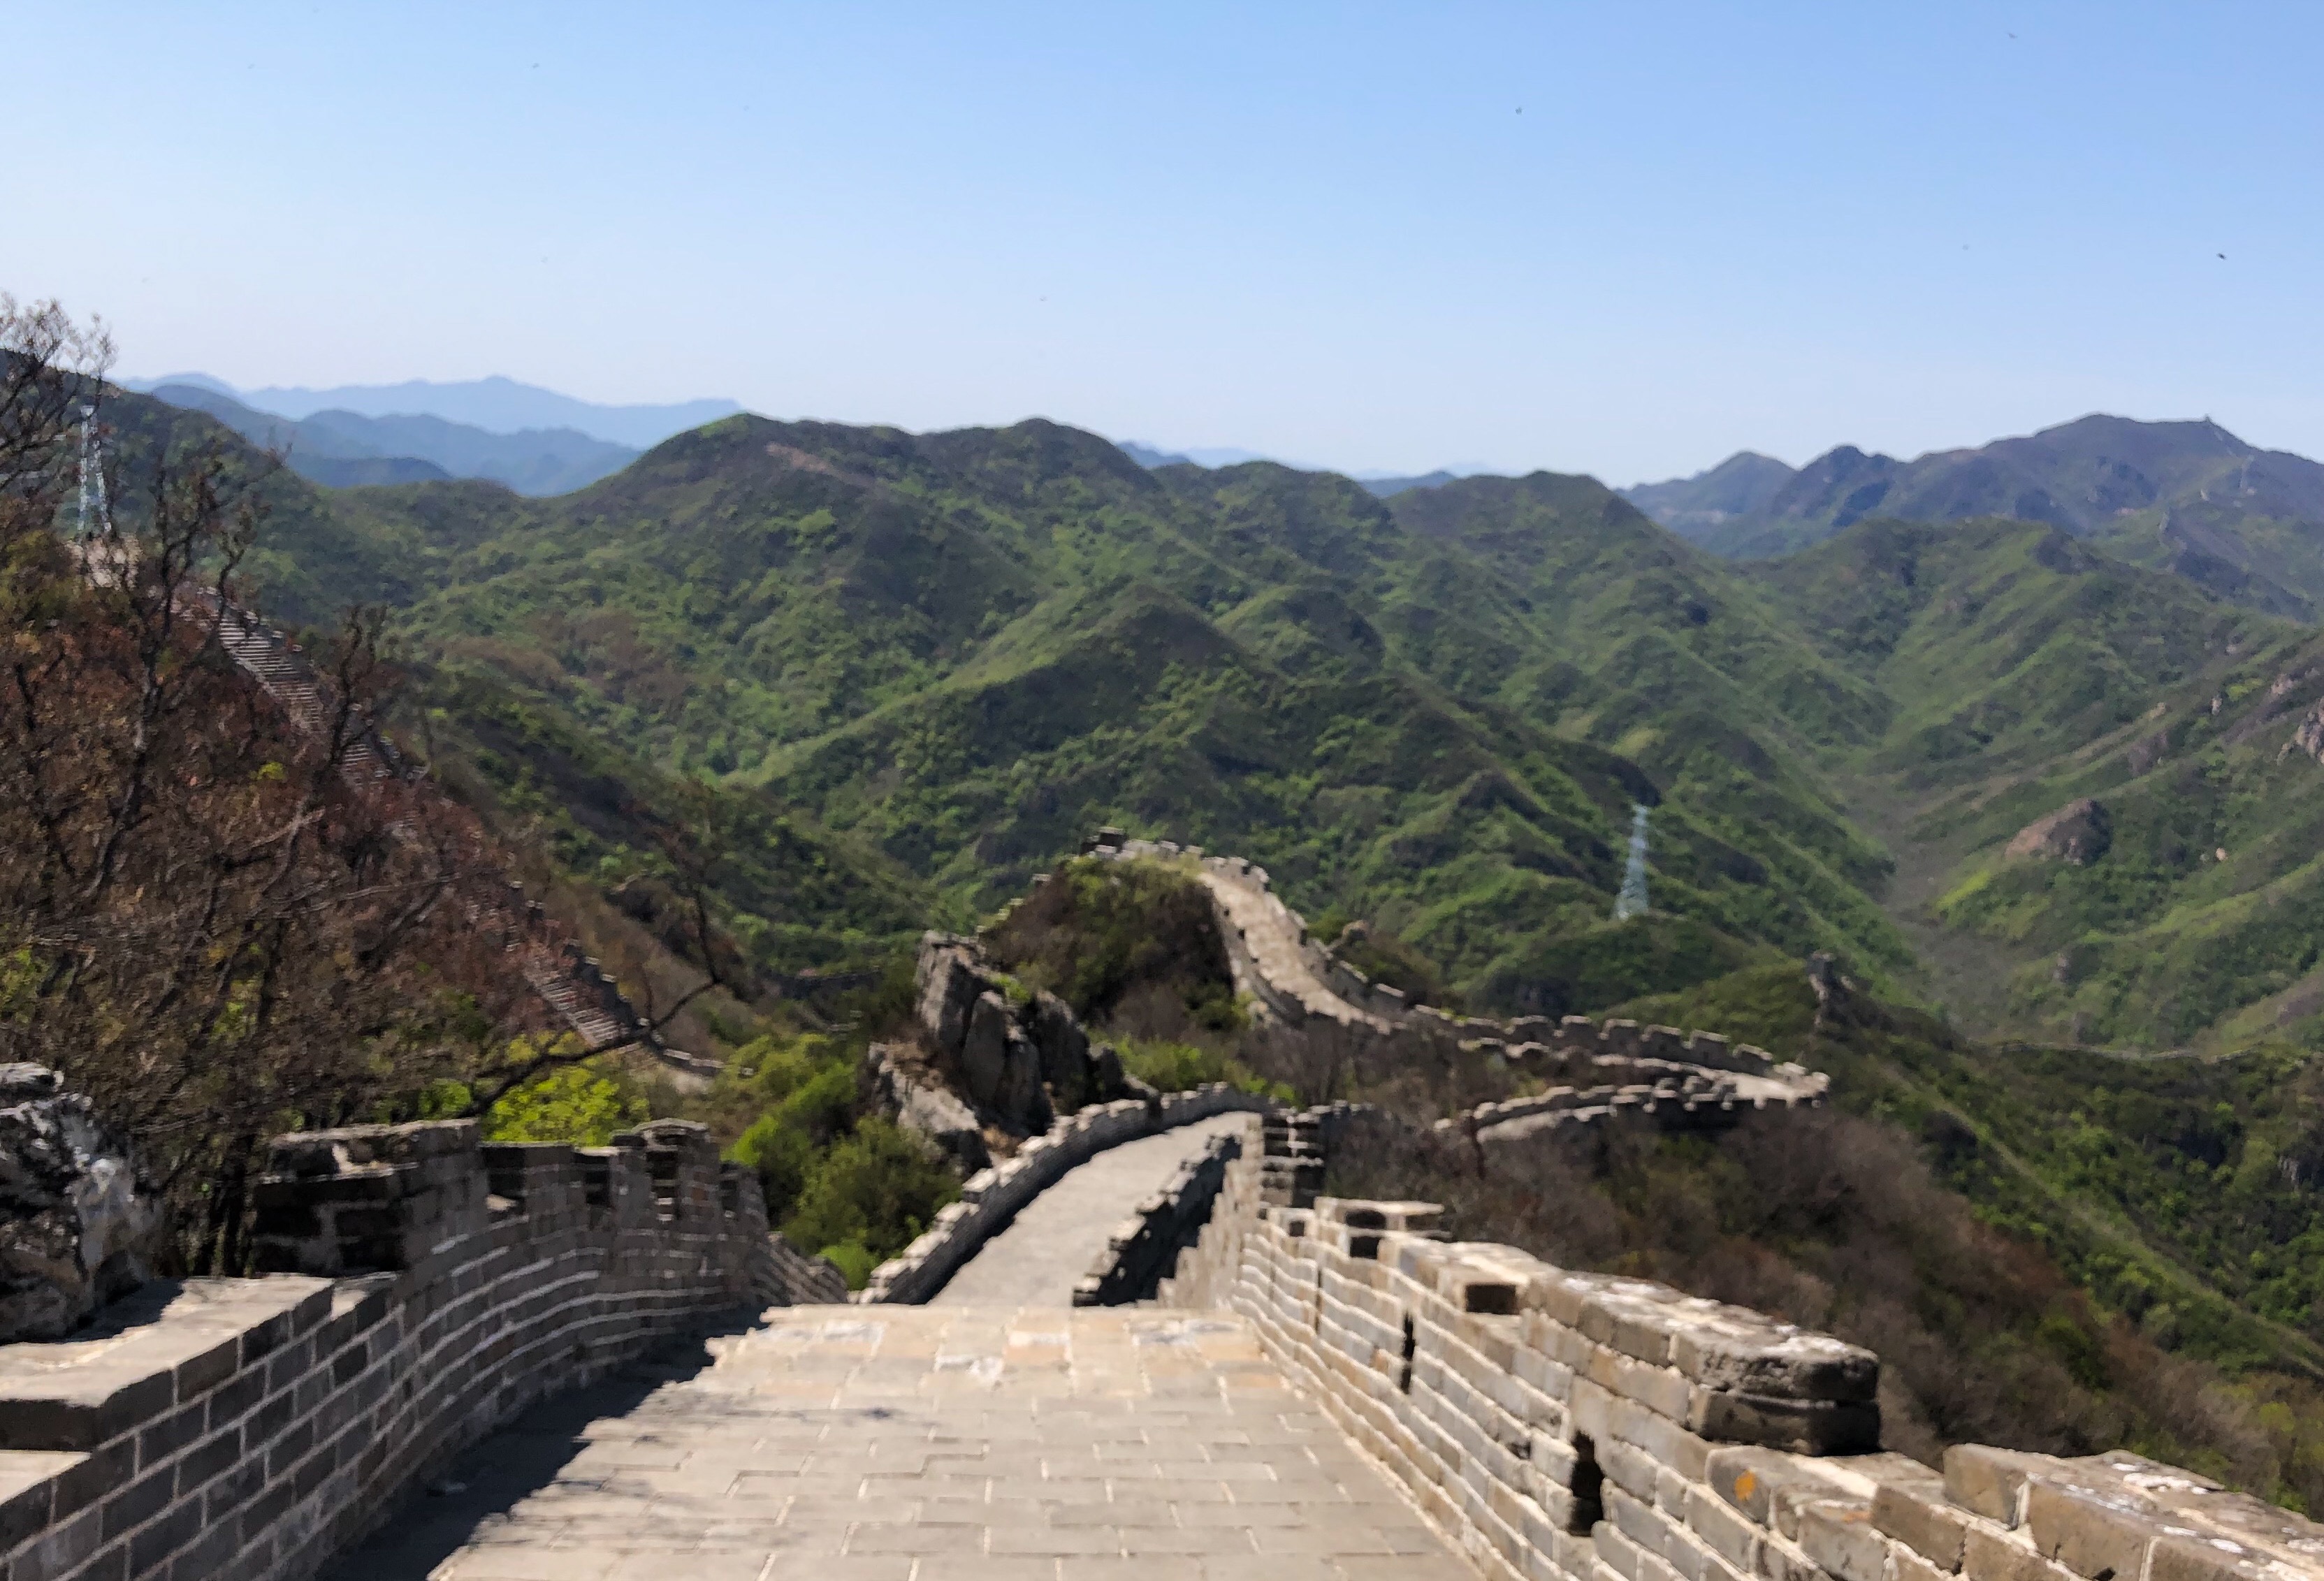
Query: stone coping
859 1083 1278 1304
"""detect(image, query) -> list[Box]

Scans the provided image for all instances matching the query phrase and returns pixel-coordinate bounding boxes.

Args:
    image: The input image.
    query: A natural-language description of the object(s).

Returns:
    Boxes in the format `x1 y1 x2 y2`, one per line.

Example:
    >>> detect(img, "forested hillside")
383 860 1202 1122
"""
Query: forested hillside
109 387 2324 1057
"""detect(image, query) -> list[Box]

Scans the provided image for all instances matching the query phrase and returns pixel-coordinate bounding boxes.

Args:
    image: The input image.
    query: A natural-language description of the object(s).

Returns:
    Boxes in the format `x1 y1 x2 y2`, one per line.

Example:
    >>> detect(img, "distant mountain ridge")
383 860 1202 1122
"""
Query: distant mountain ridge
1619 452 1795 537
1115 439 1475 496
1627 416 2324 621
126 372 739 449
147 384 639 497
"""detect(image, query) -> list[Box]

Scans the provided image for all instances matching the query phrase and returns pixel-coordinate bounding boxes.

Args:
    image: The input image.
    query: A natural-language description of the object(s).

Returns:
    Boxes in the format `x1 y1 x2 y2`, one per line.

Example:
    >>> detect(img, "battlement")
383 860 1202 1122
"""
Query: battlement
0 1116 840 1581
1161 1119 2324 1581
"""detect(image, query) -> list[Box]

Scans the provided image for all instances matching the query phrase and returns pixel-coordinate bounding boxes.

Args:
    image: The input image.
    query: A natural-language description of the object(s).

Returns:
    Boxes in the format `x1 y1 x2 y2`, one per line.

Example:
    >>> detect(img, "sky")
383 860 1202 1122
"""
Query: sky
6 2 2321 484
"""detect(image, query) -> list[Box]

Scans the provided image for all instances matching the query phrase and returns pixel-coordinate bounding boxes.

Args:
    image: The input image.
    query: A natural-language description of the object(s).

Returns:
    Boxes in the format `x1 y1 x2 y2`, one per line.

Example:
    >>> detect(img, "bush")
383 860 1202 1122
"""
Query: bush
1114 1037 1290 1101
780 1119 959 1282
984 857 1235 1029
479 1064 647 1147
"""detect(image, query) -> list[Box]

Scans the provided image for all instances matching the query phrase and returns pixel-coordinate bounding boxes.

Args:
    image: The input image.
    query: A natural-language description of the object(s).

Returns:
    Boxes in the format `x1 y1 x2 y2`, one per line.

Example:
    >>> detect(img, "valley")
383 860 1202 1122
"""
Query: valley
113 386 2324 1062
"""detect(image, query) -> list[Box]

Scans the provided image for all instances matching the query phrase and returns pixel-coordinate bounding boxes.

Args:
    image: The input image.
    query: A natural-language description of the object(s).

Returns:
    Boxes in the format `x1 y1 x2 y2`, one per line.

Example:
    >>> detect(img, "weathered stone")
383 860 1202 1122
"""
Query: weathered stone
0 1066 162 1343
1963 1524 2081 1581
1706 1447 1857 1528
960 991 1011 1105
997 1030 1052 1135
1796 1499 1885 1581
1027 989 1091 1106
1689 1387 1880 1455
915 933 983 1061
1084 1039 1126 1096
2024 1476 2182 1581
1672 1319 1878 1404
1945 1445 2060 1524
2005 799 2112 866
1875 1478 1972 1571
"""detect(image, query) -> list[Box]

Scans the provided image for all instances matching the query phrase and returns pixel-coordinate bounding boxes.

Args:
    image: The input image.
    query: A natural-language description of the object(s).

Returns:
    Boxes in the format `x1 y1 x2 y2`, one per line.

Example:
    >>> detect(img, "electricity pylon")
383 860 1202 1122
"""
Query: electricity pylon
1613 803 1650 919
75 403 110 538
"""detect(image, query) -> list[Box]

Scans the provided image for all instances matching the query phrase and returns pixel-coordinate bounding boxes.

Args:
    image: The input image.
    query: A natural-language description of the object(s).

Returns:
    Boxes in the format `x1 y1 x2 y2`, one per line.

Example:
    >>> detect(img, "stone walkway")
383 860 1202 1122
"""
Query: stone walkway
934 1113 1252 1306
324 1306 1475 1581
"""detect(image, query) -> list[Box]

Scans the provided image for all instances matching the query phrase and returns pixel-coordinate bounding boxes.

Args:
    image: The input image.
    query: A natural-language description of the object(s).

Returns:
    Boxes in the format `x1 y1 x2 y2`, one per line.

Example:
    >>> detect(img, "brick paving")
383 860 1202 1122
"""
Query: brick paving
933 1113 1253 1306
325 1306 1475 1581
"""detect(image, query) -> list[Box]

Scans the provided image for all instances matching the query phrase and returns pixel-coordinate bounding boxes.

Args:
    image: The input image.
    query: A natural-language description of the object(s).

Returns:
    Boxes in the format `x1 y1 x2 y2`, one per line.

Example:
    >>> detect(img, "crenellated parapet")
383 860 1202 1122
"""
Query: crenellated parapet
857 1083 1279 1304
0 1114 842 1581
1075 831 1827 1147
1159 1125 2324 1581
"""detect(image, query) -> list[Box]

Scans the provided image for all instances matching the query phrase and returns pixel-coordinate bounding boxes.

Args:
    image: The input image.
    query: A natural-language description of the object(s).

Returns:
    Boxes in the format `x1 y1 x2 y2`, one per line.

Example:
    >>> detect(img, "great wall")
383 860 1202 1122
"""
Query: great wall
5 832 2319 1581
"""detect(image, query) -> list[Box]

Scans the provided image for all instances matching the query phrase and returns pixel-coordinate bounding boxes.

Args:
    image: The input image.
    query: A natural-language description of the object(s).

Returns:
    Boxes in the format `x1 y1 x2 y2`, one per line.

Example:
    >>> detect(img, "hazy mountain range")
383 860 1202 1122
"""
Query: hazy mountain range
147 382 643 495
1117 439 1482 497
1623 415 2324 620
129 372 739 449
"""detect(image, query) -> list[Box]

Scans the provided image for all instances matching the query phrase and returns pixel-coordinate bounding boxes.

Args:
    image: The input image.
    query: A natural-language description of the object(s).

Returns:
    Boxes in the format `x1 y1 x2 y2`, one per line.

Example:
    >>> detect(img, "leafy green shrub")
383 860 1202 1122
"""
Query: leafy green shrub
477 1065 647 1147
985 857 1234 1027
780 1119 959 1283
1114 1037 1291 1101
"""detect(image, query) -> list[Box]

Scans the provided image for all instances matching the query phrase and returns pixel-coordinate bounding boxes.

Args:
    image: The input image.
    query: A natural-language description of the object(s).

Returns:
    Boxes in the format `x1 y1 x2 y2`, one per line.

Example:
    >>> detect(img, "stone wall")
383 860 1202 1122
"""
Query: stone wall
1159 1140 2324 1581
1070 1125 1244 1306
857 1084 1278 1305
0 1115 838 1581
1079 834 1826 1137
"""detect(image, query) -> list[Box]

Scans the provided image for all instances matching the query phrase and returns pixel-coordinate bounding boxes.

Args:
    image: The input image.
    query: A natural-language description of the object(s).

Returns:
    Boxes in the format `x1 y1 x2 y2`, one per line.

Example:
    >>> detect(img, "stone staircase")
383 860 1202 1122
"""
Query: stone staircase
194 591 699 1074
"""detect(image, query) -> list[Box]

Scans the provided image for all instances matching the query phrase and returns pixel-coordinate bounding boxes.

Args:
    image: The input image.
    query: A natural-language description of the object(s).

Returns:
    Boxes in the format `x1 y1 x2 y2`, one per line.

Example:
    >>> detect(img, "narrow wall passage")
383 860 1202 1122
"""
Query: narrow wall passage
323 1305 1478 1581
932 1111 1251 1306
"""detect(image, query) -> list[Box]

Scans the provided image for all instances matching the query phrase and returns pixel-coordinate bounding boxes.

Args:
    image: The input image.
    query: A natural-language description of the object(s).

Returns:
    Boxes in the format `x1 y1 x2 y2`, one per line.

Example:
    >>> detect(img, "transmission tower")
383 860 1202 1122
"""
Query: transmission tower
1613 802 1650 919
75 403 110 539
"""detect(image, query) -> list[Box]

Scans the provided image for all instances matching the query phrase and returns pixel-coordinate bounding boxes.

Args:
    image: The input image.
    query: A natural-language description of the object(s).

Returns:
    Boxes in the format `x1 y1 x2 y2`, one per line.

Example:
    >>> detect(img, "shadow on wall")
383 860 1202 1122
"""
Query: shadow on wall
319 1324 752 1581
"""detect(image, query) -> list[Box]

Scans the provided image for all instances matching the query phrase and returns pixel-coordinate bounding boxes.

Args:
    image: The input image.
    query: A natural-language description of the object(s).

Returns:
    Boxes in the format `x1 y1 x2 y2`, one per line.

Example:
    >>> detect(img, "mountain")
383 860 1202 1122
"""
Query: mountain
147 383 637 496
1358 470 1459 497
108 384 2324 1054
1117 442 1478 497
1117 440 1193 467
1748 513 2324 1051
126 373 739 449
1694 416 2324 621
182 402 1903 1019
1620 451 1796 537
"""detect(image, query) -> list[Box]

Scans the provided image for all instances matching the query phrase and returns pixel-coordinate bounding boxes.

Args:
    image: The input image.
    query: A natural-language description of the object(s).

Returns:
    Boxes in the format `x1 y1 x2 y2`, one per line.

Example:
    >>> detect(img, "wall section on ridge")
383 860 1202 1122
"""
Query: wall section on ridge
1160 1123 2324 1581
0 1116 841 1581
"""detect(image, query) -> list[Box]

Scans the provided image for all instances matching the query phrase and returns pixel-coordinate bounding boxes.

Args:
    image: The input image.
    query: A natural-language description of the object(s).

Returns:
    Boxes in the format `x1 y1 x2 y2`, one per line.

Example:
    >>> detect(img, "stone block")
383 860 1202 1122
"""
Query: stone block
1874 1479 1971 1570
1704 1447 1857 1528
1688 1388 1880 1455
1796 1499 1885 1581
1945 1446 2059 1525
1687 1483 1765 1572
1671 1320 1878 1405
1959 1529 2072 1581
2023 1478 2181 1581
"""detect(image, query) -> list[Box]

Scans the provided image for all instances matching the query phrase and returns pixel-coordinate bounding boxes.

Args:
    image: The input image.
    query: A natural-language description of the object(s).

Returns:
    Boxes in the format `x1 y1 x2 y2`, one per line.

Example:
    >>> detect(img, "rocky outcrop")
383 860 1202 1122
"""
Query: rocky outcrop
894 933 1135 1153
0 1063 163 1342
865 1042 992 1173
2295 701 2324 764
2005 797 2112 865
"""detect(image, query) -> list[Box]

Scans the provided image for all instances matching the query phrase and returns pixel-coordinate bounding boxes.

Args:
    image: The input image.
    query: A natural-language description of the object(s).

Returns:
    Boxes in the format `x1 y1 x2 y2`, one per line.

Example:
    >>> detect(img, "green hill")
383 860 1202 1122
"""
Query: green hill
100 386 2324 1051
1684 416 2324 620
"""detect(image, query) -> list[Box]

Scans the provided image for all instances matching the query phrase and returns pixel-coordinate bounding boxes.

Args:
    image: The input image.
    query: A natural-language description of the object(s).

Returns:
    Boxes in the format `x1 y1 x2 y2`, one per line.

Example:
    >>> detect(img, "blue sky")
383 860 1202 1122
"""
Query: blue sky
6 3 2319 482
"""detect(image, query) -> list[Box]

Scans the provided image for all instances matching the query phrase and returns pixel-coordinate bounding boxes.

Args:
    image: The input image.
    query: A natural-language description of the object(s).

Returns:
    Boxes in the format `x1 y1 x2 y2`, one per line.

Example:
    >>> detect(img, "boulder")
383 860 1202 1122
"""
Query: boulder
2005 798 2112 865
1 1064 163 1342
1091 1042 1127 1096
961 992 1012 1106
865 1043 990 1172
915 933 982 1062
1027 990 1091 1107
2296 702 2324 764
998 1031 1052 1135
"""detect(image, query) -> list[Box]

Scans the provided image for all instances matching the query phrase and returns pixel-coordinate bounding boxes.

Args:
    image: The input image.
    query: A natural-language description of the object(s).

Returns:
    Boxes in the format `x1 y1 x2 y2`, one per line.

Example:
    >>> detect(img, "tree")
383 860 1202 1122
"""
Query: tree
0 298 532 1271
